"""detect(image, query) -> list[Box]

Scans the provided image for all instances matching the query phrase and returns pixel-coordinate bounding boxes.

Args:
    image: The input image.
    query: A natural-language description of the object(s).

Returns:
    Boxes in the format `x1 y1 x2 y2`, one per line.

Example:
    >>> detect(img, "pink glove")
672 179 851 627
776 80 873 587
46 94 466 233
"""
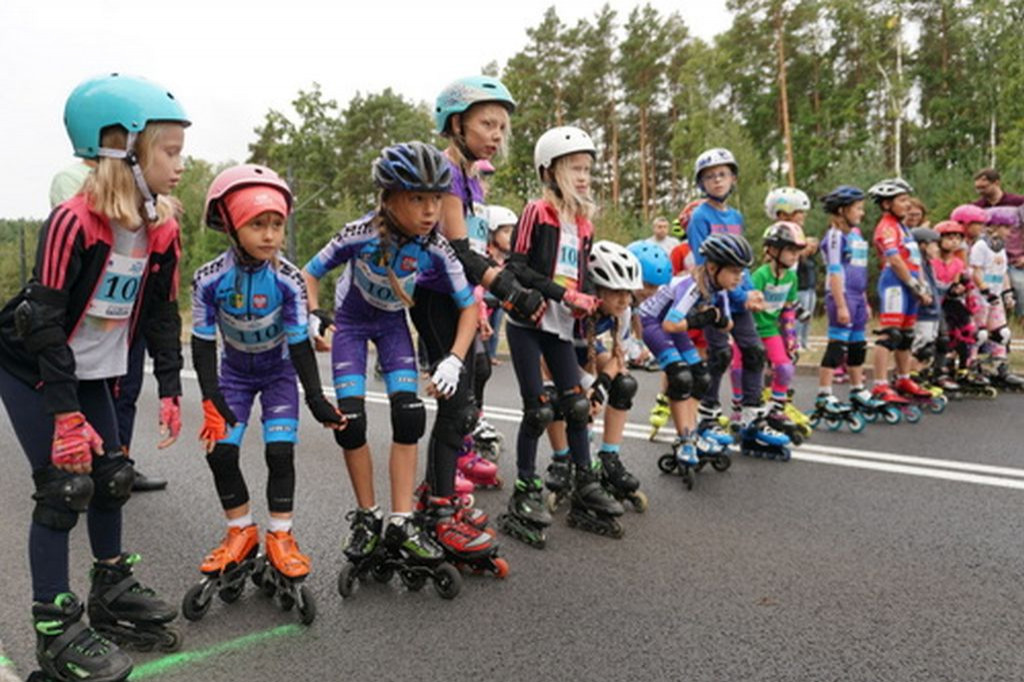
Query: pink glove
563 289 600 316
159 396 181 442
52 412 103 468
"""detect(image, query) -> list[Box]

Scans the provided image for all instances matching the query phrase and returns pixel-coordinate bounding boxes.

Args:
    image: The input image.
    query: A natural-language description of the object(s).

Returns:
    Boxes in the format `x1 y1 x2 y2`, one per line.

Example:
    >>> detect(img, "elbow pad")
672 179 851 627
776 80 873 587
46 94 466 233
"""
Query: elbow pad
450 237 492 285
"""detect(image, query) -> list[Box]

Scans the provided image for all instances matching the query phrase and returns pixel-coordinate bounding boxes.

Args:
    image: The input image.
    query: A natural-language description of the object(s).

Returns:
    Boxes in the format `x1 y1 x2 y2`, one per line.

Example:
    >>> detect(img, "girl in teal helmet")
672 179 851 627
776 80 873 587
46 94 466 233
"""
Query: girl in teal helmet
0 73 188 681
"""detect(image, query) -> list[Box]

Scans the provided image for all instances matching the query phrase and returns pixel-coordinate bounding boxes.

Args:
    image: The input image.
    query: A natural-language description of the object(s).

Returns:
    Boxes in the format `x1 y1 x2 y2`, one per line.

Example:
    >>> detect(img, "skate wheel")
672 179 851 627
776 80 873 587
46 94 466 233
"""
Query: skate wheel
433 563 462 599
711 455 731 472
789 431 804 445
400 570 427 592
904 405 922 424
808 413 821 429
847 412 866 433
159 626 183 653
545 491 561 514
491 557 510 579
882 408 901 425
182 582 212 622
370 561 394 584
629 490 649 513
861 410 878 423
337 562 358 599
219 582 244 604
928 395 948 414
825 417 842 431
681 470 694 491
778 447 792 462
657 453 677 474
297 586 316 625
985 387 998 399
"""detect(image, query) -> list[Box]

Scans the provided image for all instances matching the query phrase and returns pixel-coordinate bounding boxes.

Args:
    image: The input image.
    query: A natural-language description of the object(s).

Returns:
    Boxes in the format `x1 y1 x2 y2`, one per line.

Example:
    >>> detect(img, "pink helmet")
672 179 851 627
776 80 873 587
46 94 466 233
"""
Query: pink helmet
949 204 988 226
205 164 293 232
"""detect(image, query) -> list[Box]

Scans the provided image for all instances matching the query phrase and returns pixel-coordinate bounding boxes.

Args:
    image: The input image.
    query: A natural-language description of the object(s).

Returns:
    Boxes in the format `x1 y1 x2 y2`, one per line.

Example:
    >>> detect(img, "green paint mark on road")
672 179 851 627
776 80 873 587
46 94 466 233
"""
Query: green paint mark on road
129 624 302 679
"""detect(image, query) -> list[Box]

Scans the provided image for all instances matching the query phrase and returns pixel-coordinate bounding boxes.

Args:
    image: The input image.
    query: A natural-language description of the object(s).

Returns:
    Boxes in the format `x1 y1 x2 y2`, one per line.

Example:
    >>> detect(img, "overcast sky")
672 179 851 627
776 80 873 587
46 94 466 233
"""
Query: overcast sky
1 1 731 219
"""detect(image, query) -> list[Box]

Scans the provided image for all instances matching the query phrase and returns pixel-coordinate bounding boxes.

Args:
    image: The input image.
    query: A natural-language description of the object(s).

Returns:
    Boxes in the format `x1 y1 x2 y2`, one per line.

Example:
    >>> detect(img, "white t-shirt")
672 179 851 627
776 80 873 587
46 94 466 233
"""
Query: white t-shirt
969 238 1008 295
645 235 680 256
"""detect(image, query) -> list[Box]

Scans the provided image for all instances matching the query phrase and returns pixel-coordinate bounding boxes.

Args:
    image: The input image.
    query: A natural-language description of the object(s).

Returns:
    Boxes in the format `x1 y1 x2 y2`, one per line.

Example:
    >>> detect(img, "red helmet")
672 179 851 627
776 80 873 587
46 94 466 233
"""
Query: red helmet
935 220 965 236
949 204 987 225
205 164 293 232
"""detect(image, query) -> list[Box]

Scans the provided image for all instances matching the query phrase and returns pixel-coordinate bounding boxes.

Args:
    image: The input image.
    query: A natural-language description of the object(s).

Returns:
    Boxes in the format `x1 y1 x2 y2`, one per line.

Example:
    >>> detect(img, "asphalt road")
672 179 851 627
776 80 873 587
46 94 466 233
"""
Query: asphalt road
1 357 1023 681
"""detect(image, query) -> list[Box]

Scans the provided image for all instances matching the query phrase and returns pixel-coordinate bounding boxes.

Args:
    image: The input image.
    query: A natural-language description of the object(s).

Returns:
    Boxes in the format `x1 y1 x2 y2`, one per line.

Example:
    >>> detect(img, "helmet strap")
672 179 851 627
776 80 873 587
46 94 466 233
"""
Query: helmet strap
98 132 159 223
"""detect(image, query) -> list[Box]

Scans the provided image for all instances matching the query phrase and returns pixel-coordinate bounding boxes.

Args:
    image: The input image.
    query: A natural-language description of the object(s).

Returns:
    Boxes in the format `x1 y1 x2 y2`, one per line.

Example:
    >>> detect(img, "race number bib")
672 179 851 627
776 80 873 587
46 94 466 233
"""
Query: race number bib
220 309 285 353
850 239 868 268
761 282 791 313
352 259 412 312
906 239 922 267
555 231 579 285
467 202 489 256
86 253 146 320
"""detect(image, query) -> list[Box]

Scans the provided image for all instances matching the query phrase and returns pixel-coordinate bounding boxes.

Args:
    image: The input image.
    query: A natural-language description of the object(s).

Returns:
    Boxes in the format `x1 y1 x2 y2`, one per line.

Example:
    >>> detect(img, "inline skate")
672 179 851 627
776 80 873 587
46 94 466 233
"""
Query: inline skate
953 368 998 398
893 376 947 415
182 524 267 622
338 515 461 599
656 433 731 490
566 464 625 539
544 453 573 513
648 393 670 441
762 395 811 445
472 417 504 463
87 554 181 652
247 530 316 624
28 593 133 682
498 477 552 549
807 394 866 433
414 481 490 533
456 437 502 489
336 508 386 598
868 385 922 423
417 496 508 579
737 406 792 461
597 449 647 512
977 359 1024 394
697 403 736 449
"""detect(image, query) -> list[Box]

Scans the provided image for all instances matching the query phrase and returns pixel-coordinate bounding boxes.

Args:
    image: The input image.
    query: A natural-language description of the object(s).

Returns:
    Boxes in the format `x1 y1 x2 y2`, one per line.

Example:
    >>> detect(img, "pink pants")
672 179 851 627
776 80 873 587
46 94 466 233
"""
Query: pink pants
731 335 793 402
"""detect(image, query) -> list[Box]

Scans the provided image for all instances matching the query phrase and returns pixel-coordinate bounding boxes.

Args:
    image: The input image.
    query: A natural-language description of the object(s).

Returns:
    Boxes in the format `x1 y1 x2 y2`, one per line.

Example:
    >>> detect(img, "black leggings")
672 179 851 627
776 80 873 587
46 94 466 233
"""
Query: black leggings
411 286 477 497
0 367 124 602
506 323 589 481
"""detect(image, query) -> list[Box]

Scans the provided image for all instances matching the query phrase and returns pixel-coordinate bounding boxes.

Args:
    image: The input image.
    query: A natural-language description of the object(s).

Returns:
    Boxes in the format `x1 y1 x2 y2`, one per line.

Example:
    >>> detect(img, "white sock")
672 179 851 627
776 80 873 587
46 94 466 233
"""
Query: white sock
387 512 411 528
227 514 254 529
267 516 292 533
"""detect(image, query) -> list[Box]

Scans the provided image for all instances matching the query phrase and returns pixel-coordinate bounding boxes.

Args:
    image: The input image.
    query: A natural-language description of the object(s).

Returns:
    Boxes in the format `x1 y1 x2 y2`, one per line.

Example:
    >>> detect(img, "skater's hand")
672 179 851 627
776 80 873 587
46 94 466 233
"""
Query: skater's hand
306 394 346 430
429 354 463 399
309 309 335 352
1002 289 1016 310
837 307 851 326
563 289 600 317
503 285 546 324
199 395 237 453
478 312 494 341
52 412 104 474
746 290 766 312
589 373 611 411
157 396 181 449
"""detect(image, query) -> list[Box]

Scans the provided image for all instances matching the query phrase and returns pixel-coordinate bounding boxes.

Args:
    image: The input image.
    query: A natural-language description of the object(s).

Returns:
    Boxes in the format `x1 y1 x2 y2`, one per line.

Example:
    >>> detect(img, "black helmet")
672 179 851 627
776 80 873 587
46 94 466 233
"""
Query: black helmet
372 141 452 193
699 233 754 268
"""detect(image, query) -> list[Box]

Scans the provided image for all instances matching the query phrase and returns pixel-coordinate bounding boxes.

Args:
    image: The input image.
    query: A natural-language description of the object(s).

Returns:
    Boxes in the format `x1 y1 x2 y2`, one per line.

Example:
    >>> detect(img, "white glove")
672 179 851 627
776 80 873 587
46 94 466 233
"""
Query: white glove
431 354 463 399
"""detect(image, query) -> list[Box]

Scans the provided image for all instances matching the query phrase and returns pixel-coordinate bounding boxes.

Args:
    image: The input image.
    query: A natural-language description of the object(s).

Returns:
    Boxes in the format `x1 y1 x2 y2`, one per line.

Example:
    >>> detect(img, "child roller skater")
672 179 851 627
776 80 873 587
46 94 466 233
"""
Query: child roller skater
0 74 188 681
626 241 674 438
305 142 493 595
501 126 624 547
184 164 345 625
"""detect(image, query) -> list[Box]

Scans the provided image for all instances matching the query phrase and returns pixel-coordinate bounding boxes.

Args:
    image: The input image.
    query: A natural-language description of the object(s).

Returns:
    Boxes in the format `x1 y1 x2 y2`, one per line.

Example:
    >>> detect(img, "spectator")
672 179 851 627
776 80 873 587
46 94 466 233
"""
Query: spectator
973 169 1024 318
644 215 679 255
904 197 929 228
795 236 821 350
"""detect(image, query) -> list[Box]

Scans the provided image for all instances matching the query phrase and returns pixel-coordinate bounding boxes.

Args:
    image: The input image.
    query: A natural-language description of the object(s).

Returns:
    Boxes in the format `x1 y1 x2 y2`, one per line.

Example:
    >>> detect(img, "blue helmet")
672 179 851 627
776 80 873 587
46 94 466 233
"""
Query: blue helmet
372 142 452 193
820 185 865 214
699 233 754 268
435 76 516 134
64 73 189 159
627 240 672 286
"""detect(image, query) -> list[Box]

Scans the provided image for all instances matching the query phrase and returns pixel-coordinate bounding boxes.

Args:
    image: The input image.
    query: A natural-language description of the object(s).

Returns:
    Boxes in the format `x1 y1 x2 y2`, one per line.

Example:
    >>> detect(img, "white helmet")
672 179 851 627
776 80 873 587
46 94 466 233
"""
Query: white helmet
588 240 642 291
534 126 596 181
867 177 914 203
764 187 811 219
483 205 518 233
694 147 738 185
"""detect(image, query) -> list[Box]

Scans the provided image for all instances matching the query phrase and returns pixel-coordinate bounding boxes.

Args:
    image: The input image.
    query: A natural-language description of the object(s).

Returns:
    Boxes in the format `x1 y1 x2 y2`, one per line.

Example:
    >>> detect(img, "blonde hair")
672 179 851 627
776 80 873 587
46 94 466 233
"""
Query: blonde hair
82 122 178 226
444 104 511 170
375 197 416 308
543 155 596 222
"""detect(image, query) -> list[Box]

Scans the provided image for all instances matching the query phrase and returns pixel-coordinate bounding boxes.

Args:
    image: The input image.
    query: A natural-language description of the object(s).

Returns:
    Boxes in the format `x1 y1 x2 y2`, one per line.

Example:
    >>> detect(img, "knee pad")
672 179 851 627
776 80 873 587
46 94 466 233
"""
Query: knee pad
992 325 1012 346
821 340 848 369
607 373 638 410
32 468 93 531
664 362 694 401
708 345 733 374
773 362 795 388
90 454 135 511
264 442 295 514
558 388 591 428
521 395 555 438
912 340 936 363
740 343 765 373
543 383 563 421
390 392 426 445
206 443 249 510
875 327 903 351
691 361 711 399
897 329 914 351
334 397 367 450
847 341 867 367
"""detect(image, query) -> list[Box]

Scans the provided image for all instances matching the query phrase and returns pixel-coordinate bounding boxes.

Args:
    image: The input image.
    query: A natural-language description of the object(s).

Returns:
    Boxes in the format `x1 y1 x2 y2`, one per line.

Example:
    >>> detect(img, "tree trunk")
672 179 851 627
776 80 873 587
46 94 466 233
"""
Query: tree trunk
639 107 649 221
776 5 796 186
611 114 620 208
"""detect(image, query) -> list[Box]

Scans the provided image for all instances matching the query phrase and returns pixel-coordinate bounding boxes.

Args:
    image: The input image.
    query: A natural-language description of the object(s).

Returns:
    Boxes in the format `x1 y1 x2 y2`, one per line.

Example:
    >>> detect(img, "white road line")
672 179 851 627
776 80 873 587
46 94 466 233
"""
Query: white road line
177 369 1024 489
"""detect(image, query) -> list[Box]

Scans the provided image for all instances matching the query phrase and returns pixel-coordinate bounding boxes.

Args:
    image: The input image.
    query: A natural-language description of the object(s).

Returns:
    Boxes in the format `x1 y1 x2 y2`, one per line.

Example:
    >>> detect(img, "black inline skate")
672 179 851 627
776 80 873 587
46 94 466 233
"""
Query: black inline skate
417 496 509 579
597 449 648 512
336 508 386 598
979 360 1024 393
954 368 998 398
543 454 574 513
498 477 553 549
566 464 625 538
736 406 792 461
87 554 181 653
28 593 133 682
807 394 866 433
